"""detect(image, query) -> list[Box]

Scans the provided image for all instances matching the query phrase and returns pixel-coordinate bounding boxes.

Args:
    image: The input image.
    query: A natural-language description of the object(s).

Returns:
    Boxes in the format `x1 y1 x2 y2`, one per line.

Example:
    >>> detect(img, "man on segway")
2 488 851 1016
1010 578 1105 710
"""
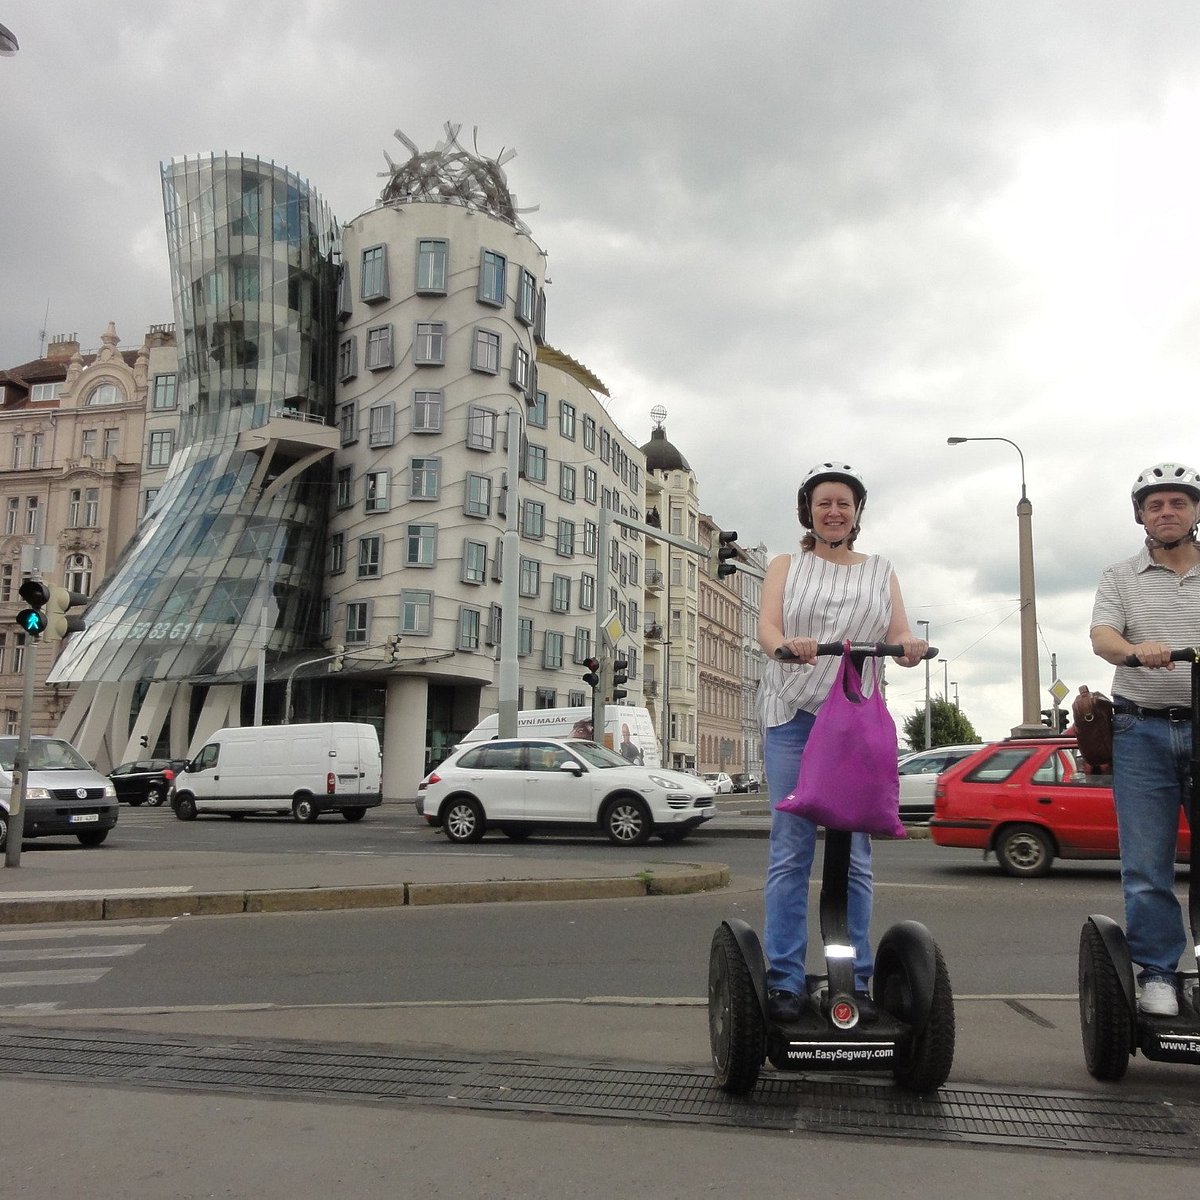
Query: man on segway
1090 462 1200 1018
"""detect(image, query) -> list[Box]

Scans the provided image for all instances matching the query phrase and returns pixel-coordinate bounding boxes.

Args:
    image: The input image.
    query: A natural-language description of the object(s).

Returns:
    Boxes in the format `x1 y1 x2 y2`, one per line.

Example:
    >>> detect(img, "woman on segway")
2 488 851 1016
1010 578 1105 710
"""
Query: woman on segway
756 462 927 1024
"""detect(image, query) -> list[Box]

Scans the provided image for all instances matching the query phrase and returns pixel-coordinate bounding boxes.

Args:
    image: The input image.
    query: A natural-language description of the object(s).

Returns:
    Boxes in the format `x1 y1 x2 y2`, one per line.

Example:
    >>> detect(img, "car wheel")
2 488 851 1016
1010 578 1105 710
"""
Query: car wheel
76 829 109 847
174 794 197 821
342 807 366 822
443 796 485 843
145 787 163 807
292 796 319 823
996 824 1054 878
0 809 7 851
603 795 652 846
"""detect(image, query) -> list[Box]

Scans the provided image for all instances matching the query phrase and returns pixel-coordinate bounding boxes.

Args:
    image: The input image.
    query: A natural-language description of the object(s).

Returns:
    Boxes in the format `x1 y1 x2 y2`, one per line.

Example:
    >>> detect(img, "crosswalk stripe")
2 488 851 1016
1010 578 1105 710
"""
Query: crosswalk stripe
0 945 142 963
0 968 109 988
0 923 170 942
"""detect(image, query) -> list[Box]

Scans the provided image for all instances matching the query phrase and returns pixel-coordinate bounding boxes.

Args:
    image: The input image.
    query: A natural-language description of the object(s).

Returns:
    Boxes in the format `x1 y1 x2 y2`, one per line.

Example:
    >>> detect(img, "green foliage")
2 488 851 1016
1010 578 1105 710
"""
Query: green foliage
902 697 980 751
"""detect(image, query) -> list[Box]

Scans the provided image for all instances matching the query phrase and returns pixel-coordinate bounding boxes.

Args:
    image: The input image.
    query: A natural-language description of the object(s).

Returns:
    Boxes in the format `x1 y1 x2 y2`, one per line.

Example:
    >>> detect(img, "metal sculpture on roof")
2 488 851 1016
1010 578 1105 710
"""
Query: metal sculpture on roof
379 122 538 234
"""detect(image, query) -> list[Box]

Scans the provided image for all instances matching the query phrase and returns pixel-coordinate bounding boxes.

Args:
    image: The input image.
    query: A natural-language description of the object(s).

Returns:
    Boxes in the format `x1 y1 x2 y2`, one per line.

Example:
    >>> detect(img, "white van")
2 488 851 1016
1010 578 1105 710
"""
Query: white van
457 706 661 768
171 722 382 823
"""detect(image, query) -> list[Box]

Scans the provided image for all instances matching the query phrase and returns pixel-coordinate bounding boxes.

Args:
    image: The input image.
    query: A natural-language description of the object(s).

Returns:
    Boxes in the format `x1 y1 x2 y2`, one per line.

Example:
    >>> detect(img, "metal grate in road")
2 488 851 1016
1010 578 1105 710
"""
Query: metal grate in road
1 1027 1198 1158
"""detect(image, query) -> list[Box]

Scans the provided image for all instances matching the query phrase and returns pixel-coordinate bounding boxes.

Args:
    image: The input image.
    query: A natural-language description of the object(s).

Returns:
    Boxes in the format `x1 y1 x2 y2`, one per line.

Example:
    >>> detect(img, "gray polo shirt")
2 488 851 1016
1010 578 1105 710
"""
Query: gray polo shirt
1091 545 1200 707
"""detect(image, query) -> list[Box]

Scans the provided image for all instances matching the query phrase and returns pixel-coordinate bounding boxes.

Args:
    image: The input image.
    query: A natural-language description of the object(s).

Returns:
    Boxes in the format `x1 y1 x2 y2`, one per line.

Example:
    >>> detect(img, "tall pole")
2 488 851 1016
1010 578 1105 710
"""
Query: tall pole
948 436 1042 736
253 558 271 726
952 681 959 710
498 409 522 739
939 657 948 699
4 633 38 868
918 619 931 749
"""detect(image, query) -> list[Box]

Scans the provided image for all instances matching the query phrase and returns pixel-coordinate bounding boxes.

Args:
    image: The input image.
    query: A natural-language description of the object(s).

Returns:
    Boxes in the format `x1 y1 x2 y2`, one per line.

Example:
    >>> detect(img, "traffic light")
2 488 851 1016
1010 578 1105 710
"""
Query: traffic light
330 644 346 672
709 530 738 580
15 578 50 637
1041 708 1068 733
582 657 601 689
611 657 629 702
44 586 88 642
386 634 402 663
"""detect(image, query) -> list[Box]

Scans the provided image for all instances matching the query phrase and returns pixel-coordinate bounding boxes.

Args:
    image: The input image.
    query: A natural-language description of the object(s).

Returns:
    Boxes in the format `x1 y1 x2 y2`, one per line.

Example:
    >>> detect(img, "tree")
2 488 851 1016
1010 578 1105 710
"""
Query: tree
902 697 980 751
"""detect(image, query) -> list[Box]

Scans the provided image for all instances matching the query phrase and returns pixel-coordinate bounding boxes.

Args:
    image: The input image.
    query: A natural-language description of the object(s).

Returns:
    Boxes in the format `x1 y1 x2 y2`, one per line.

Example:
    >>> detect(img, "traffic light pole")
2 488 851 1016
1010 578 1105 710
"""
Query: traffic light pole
4 632 39 868
497 409 522 739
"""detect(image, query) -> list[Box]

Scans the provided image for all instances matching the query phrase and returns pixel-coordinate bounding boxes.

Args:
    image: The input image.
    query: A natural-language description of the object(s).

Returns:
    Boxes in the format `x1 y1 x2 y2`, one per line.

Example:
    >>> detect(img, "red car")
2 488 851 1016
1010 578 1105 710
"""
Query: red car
930 736 1189 877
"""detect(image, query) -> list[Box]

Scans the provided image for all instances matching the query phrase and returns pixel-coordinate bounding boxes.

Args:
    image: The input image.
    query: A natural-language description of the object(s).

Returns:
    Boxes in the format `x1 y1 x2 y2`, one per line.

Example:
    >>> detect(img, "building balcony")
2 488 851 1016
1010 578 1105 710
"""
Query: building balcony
645 569 664 592
644 621 663 641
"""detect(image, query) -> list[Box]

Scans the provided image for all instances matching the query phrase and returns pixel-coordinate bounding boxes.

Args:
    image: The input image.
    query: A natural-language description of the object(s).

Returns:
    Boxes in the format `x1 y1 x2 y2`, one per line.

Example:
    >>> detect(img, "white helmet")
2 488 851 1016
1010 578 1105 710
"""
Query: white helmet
798 461 867 546
1131 462 1200 525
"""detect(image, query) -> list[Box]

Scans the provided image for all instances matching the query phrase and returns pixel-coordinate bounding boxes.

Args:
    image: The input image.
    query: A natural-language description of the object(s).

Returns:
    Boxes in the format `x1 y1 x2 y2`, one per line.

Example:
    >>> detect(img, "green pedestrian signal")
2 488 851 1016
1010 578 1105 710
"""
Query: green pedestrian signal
15 578 51 638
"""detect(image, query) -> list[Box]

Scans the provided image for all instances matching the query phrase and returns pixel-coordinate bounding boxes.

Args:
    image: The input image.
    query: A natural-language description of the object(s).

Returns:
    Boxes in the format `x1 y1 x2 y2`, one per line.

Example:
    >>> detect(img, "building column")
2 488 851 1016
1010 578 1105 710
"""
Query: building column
384 674 429 803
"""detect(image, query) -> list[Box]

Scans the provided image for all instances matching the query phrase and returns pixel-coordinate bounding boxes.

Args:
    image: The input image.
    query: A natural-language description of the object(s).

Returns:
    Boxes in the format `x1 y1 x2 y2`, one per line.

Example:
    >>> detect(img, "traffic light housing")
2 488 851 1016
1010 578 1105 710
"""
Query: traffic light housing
611 657 629 702
582 657 601 689
386 634 402 663
330 644 346 672
710 530 738 580
1041 708 1068 733
44 586 88 642
15 578 50 637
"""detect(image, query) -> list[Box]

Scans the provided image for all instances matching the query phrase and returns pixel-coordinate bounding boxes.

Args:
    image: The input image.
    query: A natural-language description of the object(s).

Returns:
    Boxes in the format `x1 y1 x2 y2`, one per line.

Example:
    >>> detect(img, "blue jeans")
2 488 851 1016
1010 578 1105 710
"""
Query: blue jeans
1112 707 1190 983
763 708 874 995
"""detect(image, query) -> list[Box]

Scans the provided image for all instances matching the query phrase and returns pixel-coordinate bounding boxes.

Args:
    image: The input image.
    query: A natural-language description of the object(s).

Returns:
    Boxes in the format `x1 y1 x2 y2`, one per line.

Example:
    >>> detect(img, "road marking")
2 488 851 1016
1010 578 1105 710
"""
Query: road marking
0 968 109 988
0 886 192 900
0 923 171 941
0 944 143 963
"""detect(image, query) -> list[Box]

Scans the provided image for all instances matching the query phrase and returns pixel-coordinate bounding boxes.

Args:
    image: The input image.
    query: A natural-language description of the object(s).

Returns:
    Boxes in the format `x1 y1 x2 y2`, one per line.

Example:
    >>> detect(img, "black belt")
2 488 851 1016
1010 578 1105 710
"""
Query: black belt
1114 699 1192 722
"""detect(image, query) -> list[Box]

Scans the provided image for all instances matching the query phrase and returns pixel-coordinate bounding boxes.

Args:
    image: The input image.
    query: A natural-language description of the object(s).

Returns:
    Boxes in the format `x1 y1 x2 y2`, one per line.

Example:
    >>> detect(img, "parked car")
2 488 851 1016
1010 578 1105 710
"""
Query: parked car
0 735 119 850
418 736 716 845
109 758 189 806
897 744 983 822
930 736 1188 877
703 772 734 795
730 772 760 794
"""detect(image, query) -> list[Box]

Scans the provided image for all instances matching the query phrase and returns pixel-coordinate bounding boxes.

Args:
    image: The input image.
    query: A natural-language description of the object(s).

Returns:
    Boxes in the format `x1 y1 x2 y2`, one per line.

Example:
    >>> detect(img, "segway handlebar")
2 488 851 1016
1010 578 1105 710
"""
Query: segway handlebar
774 642 939 661
1121 647 1200 667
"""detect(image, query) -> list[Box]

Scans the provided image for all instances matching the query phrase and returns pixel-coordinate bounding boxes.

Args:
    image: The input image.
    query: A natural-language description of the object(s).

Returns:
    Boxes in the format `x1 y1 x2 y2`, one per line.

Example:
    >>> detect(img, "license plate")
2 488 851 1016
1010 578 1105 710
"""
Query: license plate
69 813 100 824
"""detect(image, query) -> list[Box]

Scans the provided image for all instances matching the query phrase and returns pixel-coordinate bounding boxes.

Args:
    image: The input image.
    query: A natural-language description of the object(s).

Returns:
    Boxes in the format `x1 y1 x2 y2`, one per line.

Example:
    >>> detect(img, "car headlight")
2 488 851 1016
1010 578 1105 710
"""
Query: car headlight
103 784 117 798
648 774 683 790
24 787 52 800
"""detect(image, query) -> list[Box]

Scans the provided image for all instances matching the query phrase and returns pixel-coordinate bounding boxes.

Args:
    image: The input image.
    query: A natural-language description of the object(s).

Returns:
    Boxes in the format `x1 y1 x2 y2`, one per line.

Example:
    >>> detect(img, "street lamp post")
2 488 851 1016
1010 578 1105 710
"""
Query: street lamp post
951 681 959 710
947 436 1042 735
938 657 948 699
918 619 931 748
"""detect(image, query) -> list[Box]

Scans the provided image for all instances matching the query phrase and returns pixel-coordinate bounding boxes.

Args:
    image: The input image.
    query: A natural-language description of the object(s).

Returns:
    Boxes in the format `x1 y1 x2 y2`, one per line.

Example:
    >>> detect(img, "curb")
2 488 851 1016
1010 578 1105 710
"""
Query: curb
0 864 732 926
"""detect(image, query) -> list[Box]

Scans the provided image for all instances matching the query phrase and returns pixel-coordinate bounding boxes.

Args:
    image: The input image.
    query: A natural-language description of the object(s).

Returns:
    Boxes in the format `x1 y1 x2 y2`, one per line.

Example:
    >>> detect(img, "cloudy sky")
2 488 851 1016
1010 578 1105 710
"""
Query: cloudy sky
3 1 1200 740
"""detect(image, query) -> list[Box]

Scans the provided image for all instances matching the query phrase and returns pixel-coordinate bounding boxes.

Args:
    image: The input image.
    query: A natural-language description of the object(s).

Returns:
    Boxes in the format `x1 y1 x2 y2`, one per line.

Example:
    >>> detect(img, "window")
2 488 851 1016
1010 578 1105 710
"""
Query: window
479 249 507 306
487 604 502 646
337 262 352 319
462 539 487 584
13 633 24 675
517 268 537 325
10 435 22 469
361 244 389 302
328 532 345 574
232 258 260 301
0 565 10 602
472 328 501 374
338 336 358 381
365 470 391 513
24 496 39 535
4 498 16 535
146 430 174 470
458 606 481 651
103 427 119 459
319 598 331 639
543 631 564 669
464 473 492 518
152 374 177 409
524 442 546 483
365 324 394 370
584 466 598 505
600 428 611 463
401 589 432 635
512 345 530 393
519 557 541 598
339 402 356 446
551 574 571 613
583 520 598 557
80 429 97 458
68 487 99 527
467 405 497 451
560 401 576 440
580 573 595 611
574 627 591 664
414 321 446 365
557 519 575 557
336 467 352 509
358 535 382 579
30 433 44 467
964 748 1035 784
85 382 123 406
346 600 369 643
518 617 533 657
409 458 439 501
143 487 160 514
521 500 545 539
416 238 448 294
413 390 443 432
405 522 436 567
30 382 64 403
528 390 547 428
368 404 394 448
64 552 92 597
583 414 596 452
559 464 576 503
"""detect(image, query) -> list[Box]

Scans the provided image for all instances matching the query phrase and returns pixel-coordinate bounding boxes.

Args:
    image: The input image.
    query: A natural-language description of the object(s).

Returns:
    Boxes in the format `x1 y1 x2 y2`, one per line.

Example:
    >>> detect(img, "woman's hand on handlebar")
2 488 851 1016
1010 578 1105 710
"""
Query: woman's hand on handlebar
775 636 818 665
891 634 929 669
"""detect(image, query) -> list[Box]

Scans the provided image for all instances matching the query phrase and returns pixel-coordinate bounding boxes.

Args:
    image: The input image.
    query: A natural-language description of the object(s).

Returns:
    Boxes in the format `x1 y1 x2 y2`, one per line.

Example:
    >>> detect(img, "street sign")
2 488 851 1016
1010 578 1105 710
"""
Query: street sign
1049 678 1069 705
602 610 624 647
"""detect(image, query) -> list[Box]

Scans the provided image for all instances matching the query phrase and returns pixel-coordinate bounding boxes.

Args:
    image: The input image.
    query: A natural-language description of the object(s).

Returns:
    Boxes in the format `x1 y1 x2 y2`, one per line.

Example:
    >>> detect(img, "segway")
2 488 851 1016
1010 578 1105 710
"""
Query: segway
708 642 956 1095
1079 646 1200 1080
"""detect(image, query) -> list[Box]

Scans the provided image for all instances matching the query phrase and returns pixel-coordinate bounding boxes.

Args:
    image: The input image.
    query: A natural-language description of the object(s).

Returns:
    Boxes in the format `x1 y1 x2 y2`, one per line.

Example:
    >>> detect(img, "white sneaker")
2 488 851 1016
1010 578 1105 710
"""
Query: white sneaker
1139 979 1179 1017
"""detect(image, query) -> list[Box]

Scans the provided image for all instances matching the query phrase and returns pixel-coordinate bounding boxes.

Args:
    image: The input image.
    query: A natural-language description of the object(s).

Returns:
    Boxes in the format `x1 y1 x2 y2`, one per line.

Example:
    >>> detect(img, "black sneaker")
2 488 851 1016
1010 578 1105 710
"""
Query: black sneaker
854 990 878 1024
767 988 804 1022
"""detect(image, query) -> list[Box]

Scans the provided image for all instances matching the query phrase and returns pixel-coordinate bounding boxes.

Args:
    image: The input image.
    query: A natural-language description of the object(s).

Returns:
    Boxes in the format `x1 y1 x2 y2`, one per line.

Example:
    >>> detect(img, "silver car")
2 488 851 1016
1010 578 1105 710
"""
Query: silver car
897 744 983 822
418 737 716 846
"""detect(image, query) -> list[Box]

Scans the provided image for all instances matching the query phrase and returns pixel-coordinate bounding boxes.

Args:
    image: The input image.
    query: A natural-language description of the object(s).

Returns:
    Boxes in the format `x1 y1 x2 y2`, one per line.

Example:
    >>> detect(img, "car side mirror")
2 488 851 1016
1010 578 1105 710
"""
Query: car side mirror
559 761 584 776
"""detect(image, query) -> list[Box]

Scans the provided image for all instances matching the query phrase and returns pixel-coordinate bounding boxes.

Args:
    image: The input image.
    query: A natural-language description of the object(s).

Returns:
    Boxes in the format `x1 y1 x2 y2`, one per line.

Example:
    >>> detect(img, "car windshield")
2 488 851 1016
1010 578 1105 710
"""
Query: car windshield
564 740 629 769
0 737 91 772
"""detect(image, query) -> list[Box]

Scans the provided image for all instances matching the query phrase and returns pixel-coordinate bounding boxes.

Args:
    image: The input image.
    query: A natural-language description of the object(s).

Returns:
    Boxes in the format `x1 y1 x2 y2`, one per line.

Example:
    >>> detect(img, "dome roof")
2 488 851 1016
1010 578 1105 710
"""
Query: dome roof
641 425 690 472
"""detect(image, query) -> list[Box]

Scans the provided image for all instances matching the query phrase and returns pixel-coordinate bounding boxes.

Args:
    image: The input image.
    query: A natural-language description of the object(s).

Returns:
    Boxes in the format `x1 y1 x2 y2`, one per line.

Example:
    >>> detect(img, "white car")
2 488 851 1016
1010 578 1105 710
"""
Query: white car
897 744 983 821
703 772 734 795
418 737 716 846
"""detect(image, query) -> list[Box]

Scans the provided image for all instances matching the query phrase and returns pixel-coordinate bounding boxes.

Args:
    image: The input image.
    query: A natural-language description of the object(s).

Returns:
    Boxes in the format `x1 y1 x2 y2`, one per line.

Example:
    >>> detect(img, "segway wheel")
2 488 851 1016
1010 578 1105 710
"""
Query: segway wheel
707 924 765 1094
1079 921 1132 1081
880 943 956 1093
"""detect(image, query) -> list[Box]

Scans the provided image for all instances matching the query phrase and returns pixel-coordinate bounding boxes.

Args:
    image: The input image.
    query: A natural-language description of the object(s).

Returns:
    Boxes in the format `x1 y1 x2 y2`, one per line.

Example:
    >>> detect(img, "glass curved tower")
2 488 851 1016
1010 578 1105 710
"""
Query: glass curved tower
50 155 340 686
